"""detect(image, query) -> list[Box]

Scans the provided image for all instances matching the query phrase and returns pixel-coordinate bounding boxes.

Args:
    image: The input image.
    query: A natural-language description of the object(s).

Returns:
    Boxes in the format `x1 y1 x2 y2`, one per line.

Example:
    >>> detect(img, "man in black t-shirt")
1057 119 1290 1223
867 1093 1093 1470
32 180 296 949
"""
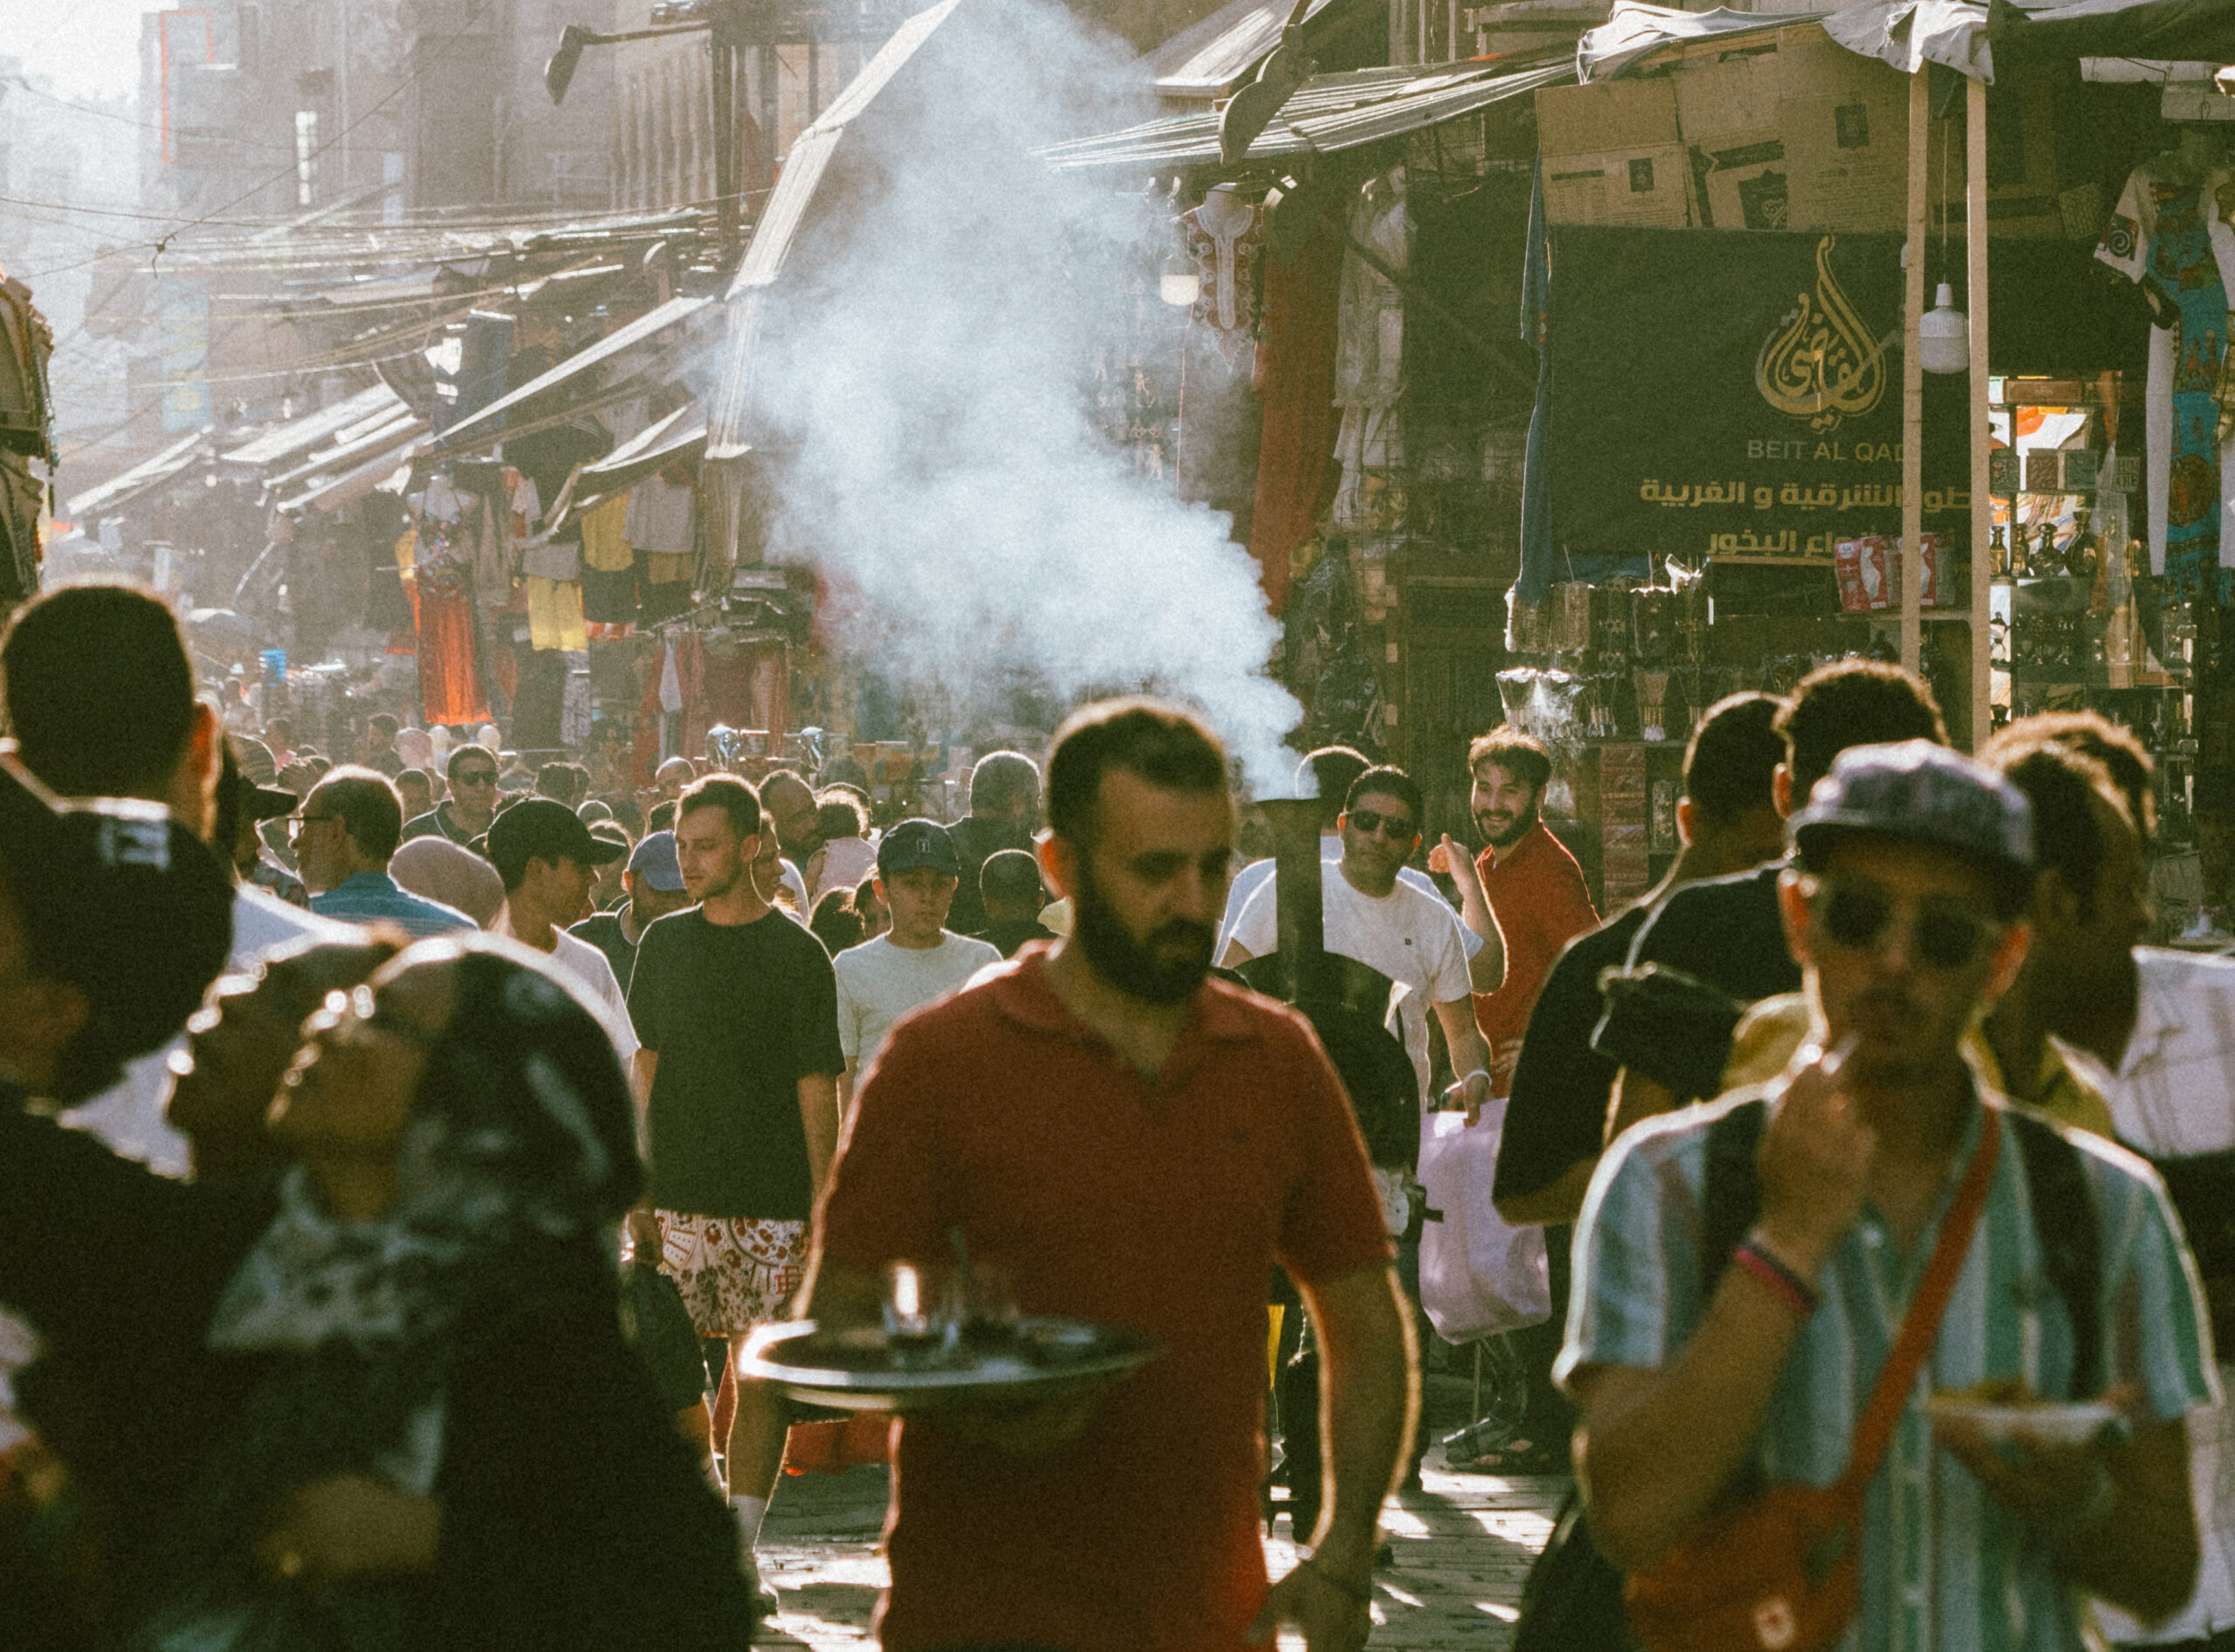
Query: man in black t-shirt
1611 659 1949 1136
1472 695 1786 1474
627 774 843 1609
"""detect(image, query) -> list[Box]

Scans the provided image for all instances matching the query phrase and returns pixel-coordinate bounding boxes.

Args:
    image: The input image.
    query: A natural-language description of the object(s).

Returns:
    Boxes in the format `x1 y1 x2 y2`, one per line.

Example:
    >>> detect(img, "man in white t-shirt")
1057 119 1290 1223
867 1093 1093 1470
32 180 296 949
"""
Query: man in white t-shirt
833 819 1000 1106
1217 746 1504 981
1222 764 1497 1126
485 797 639 1063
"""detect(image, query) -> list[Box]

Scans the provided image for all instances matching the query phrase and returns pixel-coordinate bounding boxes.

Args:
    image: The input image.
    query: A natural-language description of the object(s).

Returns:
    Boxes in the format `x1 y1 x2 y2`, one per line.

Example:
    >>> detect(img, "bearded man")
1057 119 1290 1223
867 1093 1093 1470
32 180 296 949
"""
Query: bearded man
1463 728 1597 1097
801 699 1415 1652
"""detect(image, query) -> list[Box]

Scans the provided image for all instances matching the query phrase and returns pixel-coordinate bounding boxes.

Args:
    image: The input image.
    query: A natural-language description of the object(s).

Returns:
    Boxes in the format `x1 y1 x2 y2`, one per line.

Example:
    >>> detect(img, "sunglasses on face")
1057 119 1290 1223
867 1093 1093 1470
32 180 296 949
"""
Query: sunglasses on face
1347 809 1417 841
1806 878 1998 972
455 770 498 788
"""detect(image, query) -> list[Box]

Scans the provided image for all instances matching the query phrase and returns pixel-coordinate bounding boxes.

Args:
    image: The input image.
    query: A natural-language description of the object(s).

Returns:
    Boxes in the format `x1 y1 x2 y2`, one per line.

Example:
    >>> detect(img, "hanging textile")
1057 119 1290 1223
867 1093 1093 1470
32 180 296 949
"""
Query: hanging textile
1182 189 1263 373
1247 190 1346 616
2097 157 2235 599
579 495 632 572
1331 169 1410 539
560 652 593 748
700 639 756 731
674 630 710 760
526 576 589 652
409 479 491 728
625 476 697 556
635 639 665 782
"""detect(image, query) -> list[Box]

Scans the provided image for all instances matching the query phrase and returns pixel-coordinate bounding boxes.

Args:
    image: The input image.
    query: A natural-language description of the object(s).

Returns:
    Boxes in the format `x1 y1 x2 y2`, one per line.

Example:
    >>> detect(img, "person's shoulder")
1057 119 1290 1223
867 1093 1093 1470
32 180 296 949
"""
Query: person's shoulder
1601 1087 1759 1186
398 888 478 930
1203 975 1330 1057
400 810 440 840
944 932 1002 966
1634 861 1779 940
636 906 703 953
231 884 353 960
1999 1096 2169 1201
569 911 620 940
832 934 888 975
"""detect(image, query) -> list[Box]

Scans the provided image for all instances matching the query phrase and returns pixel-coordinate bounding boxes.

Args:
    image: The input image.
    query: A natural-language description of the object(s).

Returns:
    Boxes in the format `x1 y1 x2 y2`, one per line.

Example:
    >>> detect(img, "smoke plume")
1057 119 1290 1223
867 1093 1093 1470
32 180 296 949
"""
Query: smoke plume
731 0 1303 787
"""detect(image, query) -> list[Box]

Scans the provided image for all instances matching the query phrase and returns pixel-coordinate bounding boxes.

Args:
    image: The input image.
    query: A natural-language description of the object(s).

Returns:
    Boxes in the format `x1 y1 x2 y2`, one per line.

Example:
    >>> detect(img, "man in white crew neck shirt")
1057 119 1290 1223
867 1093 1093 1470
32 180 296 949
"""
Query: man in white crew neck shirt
485 796 639 1063
832 819 1000 1109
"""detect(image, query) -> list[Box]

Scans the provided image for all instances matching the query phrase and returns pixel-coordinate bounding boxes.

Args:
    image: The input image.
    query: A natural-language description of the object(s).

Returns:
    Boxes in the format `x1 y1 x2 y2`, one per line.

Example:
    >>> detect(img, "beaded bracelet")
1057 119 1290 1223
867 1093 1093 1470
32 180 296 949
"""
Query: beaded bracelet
1732 1236 1820 1318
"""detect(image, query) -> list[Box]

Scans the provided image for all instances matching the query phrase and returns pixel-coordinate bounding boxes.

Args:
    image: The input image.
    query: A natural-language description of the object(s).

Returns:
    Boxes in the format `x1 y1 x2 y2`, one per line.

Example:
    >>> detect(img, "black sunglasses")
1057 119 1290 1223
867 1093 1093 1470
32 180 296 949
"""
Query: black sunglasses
1347 809 1417 841
455 768 499 787
1811 880 1997 972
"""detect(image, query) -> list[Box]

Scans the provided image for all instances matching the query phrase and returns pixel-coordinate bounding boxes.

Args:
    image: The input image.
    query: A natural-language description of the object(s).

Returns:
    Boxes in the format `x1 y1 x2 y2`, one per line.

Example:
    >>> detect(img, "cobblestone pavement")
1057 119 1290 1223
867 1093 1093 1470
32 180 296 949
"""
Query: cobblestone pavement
757 1442 1567 1650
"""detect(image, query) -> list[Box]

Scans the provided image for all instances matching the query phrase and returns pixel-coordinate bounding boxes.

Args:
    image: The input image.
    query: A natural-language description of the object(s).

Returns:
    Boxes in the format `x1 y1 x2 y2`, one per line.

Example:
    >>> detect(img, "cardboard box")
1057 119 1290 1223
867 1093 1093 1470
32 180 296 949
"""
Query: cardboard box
1544 145 1693 228
1677 55 1788 230
1778 24 1906 232
1536 78 1679 158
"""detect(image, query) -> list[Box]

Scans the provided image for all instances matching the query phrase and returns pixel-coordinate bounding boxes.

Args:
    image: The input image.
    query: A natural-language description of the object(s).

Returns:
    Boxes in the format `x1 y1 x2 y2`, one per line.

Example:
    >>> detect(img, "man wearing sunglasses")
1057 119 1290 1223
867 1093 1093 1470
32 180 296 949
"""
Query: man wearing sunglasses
1564 740 2213 1647
402 745 502 850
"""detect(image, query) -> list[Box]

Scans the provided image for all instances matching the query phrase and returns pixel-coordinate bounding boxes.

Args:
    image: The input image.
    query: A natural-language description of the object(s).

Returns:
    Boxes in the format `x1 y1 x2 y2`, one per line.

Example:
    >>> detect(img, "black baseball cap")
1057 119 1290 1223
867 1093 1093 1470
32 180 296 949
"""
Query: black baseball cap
877 818 961 878
486 797 629 875
0 756 235 1100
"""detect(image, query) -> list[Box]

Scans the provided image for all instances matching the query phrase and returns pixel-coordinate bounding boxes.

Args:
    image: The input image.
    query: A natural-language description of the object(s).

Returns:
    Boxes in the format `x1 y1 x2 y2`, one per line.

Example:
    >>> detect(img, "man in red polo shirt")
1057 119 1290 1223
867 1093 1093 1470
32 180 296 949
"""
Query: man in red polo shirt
801 699 1413 1652
1462 728 1597 1094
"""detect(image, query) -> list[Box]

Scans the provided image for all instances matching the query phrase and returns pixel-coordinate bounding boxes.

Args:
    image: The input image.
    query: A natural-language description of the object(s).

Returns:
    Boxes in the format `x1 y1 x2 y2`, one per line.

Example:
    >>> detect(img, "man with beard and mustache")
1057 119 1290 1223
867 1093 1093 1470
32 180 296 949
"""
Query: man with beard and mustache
1461 729 1597 1098
1223 765 1501 1128
626 774 844 1617
802 699 1413 1652
1565 741 2212 1645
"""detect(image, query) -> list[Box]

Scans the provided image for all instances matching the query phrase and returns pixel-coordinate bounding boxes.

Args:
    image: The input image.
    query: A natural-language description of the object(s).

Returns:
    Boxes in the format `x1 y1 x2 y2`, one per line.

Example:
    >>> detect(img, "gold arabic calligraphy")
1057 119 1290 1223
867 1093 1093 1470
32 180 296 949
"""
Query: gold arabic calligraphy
1755 236 1888 436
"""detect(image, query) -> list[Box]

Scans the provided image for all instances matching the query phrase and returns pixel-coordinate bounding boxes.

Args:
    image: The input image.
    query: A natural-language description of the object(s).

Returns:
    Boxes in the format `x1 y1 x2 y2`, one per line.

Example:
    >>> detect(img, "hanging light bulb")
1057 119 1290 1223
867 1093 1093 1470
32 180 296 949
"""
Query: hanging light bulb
1919 281 1969 375
1159 244 1200 308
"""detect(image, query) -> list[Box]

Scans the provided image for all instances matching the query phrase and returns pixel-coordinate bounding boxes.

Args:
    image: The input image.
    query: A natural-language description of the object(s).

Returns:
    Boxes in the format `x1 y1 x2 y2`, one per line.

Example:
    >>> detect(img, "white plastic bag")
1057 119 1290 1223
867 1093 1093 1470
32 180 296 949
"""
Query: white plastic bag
1416 1101 1551 1343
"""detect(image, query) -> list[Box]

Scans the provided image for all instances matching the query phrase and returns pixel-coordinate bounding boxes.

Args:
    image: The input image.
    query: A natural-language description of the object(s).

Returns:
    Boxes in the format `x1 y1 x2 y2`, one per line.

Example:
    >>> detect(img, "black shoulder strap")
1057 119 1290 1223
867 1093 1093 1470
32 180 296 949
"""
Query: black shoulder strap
1701 1098 1767 1297
2008 1111 2105 1399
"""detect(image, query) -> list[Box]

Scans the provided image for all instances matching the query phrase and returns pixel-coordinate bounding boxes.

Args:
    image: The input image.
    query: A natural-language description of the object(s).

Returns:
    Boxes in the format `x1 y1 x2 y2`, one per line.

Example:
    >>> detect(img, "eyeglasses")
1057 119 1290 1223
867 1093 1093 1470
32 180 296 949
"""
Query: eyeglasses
1805 878 1998 972
454 769 498 788
288 813 340 840
1347 809 1417 841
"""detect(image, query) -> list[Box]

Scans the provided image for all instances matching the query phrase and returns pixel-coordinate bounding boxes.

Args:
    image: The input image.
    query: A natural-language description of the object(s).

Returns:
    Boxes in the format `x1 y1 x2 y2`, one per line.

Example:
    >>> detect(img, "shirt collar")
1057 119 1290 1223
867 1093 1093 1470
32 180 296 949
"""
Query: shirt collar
337 871 399 895
989 947 1261 1047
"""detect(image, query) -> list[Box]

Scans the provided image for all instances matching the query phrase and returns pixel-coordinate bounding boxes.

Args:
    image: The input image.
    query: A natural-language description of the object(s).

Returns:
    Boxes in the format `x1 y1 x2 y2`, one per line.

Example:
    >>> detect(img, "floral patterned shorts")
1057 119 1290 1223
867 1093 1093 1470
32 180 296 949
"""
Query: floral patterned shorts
654 1211 808 1338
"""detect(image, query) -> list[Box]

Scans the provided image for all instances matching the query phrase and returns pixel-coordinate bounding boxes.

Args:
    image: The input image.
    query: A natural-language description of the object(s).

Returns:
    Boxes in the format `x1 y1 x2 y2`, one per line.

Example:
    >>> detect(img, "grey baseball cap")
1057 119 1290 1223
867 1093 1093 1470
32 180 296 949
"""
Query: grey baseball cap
1789 740 2034 879
628 829 685 892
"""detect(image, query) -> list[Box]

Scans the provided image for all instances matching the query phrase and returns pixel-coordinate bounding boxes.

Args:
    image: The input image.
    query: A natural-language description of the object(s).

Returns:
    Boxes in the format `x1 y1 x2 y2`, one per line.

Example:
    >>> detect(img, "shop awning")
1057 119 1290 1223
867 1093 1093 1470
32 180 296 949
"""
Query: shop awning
1582 0 2235 84
263 410 425 495
62 427 212 520
707 0 966 466
580 403 706 492
1040 54 1573 170
1143 0 1373 99
430 293 713 452
217 383 406 471
276 419 430 517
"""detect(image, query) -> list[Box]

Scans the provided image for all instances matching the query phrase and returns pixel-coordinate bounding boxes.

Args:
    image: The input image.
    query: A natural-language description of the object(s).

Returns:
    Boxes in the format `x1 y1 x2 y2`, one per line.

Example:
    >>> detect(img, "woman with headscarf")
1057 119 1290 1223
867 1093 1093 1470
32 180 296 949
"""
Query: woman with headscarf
0 938 752 1651
133 935 753 1651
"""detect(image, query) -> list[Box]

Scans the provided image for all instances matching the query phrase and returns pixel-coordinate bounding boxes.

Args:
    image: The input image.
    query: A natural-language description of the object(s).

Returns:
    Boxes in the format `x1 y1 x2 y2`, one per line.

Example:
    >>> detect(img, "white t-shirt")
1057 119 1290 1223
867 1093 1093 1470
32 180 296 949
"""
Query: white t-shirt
834 932 1002 1074
1216 834 1482 960
493 905 640 1065
1227 859 1474 1107
67 885 353 1176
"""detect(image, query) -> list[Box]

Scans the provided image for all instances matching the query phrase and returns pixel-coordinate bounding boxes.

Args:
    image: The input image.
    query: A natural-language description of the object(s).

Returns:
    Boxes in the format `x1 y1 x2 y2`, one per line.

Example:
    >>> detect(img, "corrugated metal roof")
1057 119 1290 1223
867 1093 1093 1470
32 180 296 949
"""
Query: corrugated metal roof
1143 0 1362 99
264 411 424 494
432 293 712 449
1042 55 1571 169
64 428 213 520
278 423 430 517
218 384 403 469
732 127 845 295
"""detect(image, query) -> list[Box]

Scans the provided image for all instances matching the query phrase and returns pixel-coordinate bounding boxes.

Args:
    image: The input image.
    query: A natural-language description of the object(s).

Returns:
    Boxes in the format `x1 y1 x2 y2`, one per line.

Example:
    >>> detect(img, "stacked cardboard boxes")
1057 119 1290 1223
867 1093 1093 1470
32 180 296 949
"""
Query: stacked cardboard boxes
1536 22 1920 234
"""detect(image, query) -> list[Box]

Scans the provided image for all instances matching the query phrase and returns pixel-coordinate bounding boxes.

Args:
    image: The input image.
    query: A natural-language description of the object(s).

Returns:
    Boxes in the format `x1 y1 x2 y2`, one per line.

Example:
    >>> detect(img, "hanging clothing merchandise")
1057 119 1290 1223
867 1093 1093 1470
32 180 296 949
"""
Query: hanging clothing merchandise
560 652 593 748
1183 185 1263 373
409 480 491 728
2097 142 2235 599
526 575 588 652
579 495 632 572
1331 168 1410 537
625 475 697 557
1248 186 1347 616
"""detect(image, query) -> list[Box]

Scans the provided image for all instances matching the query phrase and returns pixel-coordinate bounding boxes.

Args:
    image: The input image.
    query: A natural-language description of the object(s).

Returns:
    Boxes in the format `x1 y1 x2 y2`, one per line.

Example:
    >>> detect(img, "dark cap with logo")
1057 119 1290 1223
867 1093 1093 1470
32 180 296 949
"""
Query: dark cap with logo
0 756 234 1100
877 818 961 878
486 797 629 877
1789 740 2034 880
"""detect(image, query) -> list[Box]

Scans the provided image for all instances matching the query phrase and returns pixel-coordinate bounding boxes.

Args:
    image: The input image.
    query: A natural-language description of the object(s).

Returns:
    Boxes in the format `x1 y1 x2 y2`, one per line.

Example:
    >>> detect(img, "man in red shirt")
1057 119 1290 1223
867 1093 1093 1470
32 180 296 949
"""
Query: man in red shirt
1464 729 1598 1094
801 699 1413 1652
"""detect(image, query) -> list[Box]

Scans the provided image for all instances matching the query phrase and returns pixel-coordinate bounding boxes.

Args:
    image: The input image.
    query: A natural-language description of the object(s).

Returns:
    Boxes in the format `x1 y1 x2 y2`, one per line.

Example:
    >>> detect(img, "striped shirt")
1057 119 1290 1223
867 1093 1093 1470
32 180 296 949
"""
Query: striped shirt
1560 1083 2218 1652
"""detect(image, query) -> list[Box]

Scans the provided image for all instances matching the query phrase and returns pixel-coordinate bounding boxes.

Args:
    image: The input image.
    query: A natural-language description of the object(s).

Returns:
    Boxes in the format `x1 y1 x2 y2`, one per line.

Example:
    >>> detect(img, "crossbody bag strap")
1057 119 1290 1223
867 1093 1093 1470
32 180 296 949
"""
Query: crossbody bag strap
1835 1104 2004 1504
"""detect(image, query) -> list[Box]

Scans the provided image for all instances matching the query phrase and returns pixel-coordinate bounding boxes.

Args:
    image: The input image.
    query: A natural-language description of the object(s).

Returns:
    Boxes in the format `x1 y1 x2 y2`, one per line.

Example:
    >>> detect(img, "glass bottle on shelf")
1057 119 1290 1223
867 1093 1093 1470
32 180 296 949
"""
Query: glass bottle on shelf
1991 523 2010 577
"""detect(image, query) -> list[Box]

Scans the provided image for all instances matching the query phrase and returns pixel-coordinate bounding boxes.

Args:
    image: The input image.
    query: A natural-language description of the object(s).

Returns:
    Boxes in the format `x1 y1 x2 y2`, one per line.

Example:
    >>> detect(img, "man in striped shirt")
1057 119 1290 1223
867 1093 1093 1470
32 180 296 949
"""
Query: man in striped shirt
1563 741 2214 1649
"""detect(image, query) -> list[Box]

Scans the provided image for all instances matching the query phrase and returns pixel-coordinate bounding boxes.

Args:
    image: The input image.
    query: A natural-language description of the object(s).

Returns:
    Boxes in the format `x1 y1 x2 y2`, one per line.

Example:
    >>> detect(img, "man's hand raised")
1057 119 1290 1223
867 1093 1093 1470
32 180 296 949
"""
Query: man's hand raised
1755 1037 1875 1282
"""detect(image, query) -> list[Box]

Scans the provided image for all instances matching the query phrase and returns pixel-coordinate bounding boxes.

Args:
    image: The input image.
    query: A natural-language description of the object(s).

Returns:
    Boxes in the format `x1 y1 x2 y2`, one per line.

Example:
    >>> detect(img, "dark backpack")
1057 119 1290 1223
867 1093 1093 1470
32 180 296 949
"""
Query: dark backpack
1510 1097 2102 1652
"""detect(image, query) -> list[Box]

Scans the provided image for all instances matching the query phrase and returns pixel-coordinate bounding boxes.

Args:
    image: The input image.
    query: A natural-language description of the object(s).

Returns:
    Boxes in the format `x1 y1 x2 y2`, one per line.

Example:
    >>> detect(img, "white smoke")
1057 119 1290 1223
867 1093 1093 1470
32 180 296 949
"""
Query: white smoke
737 0 1303 788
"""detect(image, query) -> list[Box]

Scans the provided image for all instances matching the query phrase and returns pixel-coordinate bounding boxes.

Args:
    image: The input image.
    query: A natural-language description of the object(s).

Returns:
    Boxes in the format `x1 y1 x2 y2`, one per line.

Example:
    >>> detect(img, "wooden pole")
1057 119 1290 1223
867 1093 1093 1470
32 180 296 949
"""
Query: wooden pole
1901 67 1928 676
1968 72 1991 751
